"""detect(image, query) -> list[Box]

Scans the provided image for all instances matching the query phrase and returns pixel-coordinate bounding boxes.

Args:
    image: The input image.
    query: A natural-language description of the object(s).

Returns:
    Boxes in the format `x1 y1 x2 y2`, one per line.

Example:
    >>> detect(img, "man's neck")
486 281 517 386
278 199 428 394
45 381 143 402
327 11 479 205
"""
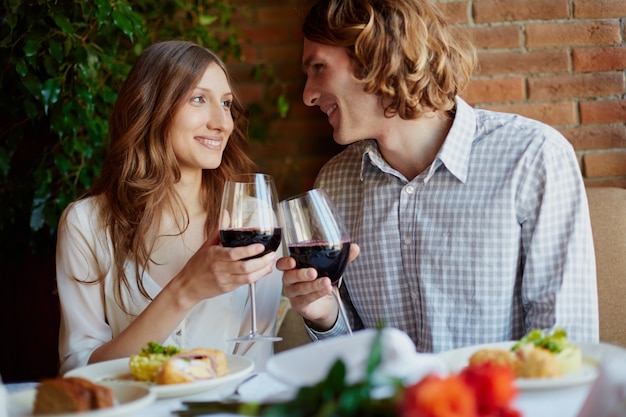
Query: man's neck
375 110 453 180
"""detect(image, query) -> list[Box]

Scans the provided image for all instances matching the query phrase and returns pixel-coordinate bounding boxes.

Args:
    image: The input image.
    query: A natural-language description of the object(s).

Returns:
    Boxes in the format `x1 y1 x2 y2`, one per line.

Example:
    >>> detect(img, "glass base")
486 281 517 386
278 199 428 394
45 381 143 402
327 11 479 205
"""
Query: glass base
228 332 283 343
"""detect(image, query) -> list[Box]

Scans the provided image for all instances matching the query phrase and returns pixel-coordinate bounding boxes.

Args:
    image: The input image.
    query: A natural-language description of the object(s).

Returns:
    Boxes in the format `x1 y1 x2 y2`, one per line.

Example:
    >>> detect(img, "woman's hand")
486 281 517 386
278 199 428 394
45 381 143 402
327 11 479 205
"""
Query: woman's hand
277 243 360 331
172 234 278 308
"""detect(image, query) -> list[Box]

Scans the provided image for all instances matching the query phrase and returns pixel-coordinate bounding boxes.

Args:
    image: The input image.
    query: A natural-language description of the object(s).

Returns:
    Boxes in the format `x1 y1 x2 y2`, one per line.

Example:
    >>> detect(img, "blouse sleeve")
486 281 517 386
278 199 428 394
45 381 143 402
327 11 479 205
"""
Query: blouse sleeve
56 199 113 374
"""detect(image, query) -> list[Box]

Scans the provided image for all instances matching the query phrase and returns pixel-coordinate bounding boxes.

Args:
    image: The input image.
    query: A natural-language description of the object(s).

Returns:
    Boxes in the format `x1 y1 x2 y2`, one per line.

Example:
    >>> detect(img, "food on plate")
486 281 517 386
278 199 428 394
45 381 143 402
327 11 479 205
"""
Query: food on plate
33 376 114 414
129 341 181 382
156 348 229 385
469 328 581 378
129 342 229 384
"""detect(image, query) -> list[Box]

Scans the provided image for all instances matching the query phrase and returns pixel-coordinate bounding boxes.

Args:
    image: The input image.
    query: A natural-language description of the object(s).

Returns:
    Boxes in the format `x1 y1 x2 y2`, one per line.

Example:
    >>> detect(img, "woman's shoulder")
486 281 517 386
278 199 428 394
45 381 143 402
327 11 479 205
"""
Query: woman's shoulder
60 195 106 230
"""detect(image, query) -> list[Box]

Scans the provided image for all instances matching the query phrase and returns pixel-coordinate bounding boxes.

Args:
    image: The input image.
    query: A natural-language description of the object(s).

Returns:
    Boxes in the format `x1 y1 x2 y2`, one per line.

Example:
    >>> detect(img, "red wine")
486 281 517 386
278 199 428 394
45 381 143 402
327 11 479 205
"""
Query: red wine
288 241 350 284
220 228 282 260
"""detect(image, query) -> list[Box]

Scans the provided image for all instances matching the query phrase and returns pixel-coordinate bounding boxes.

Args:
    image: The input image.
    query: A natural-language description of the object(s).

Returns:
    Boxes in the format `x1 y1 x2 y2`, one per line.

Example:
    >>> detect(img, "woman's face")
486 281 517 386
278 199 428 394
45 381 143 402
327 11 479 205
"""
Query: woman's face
169 63 234 175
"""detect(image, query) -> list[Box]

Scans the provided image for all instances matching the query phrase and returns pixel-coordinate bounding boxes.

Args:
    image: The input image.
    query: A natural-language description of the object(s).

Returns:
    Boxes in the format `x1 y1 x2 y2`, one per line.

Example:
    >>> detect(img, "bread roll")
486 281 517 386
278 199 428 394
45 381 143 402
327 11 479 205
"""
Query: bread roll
33 377 114 415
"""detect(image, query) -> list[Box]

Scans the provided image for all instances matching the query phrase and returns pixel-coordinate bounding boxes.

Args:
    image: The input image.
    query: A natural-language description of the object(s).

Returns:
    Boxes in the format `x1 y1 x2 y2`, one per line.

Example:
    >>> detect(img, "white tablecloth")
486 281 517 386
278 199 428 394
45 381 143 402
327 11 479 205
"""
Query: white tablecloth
5 372 592 417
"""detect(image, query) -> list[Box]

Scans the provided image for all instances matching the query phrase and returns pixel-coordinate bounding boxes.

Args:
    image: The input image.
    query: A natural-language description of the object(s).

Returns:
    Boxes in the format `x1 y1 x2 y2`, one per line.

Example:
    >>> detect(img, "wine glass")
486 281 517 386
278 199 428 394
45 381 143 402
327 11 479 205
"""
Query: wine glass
219 173 283 342
280 188 353 335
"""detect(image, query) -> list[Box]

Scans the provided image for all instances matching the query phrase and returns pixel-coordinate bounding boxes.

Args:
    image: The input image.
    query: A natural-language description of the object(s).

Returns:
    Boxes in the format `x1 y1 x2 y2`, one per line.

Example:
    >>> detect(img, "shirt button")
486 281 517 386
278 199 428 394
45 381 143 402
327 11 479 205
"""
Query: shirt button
411 292 418 300
404 237 412 245
176 329 182 336
405 185 415 194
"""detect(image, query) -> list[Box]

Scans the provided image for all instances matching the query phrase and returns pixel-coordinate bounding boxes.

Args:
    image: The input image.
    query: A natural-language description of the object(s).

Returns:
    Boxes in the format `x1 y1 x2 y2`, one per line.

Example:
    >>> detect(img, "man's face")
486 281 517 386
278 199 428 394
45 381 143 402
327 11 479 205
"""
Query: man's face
301 39 387 145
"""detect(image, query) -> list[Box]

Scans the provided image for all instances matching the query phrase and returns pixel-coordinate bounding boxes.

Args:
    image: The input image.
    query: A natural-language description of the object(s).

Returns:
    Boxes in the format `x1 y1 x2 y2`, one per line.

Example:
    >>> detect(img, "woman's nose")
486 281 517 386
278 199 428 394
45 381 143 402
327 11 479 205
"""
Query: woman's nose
209 106 232 130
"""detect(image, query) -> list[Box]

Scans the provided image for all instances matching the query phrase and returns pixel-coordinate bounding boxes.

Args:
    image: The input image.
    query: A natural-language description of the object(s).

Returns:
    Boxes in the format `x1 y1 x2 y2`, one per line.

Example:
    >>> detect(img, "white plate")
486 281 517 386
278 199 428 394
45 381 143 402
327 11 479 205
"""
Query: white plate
65 354 254 399
8 381 155 417
266 328 446 388
436 341 620 390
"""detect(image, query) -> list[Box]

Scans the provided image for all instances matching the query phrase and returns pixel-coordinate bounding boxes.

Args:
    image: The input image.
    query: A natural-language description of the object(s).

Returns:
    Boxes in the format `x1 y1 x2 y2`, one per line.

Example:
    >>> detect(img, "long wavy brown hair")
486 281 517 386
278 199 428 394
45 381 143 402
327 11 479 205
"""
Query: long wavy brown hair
87 40 256 311
303 0 476 119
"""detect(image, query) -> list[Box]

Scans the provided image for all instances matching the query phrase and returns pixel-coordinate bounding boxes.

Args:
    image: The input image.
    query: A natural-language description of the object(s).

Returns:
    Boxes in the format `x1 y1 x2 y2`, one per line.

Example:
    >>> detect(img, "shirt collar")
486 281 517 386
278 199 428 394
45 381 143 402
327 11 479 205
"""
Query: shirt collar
358 96 477 184
434 96 477 184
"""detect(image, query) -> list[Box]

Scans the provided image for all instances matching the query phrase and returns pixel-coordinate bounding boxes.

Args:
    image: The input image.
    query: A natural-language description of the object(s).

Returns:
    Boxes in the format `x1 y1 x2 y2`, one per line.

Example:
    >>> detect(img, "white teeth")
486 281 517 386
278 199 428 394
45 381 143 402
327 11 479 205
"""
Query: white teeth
198 138 220 147
326 104 337 116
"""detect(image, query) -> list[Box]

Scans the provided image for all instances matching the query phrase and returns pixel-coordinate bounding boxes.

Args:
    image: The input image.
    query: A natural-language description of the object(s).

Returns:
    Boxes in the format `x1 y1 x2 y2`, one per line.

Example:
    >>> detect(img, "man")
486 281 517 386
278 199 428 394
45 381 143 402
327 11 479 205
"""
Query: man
277 0 598 352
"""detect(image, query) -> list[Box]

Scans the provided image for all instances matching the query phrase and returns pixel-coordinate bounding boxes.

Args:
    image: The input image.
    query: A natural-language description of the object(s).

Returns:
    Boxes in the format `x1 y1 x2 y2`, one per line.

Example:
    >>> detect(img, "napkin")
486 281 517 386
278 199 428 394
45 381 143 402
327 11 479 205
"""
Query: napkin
577 355 626 417
266 327 446 388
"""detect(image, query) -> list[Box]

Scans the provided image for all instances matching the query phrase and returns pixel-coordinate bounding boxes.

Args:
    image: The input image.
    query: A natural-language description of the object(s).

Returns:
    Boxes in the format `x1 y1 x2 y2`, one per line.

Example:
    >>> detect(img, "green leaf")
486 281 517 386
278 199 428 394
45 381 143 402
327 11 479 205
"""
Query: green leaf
277 95 290 118
0 148 10 177
49 39 64 63
52 14 74 35
41 78 62 114
95 0 113 20
23 38 40 57
15 59 28 77
199 14 218 26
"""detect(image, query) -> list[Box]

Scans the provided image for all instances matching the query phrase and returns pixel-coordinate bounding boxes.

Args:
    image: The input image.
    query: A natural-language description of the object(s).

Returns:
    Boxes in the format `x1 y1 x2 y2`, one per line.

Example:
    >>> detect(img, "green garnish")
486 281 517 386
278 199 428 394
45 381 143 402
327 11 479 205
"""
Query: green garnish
141 341 181 356
511 328 572 353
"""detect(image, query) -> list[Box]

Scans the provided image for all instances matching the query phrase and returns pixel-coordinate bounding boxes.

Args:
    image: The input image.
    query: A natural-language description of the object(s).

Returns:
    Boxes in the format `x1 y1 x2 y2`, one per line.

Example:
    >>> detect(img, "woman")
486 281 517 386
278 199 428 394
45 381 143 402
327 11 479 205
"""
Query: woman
56 40 282 374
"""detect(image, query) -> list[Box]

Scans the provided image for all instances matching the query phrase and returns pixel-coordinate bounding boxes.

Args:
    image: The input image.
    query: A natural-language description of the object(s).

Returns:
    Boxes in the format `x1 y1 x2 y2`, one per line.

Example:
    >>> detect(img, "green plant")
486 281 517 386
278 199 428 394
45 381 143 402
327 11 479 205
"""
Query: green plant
0 0 283 253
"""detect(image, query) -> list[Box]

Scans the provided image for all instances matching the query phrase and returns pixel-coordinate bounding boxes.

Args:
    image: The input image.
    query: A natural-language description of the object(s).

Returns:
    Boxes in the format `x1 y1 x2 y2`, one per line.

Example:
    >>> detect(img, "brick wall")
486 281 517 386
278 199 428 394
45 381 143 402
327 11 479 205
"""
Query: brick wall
231 0 626 198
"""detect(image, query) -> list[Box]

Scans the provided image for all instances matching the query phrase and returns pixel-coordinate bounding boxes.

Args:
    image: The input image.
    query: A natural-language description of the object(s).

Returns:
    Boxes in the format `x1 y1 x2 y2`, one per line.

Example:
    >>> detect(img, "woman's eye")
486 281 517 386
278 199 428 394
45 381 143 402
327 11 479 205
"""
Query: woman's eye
221 100 233 109
191 96 205 104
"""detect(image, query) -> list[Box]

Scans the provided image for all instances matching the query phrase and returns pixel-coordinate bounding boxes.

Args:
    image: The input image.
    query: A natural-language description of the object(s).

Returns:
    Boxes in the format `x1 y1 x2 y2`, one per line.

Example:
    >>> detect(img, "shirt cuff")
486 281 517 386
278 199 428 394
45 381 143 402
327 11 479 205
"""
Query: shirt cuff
305 316 349 340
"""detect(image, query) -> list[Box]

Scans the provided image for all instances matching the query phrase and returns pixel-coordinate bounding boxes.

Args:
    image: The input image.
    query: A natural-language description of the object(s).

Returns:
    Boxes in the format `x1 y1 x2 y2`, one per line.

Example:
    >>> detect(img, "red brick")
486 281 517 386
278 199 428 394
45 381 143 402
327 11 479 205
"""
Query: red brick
257 6 304 26
462 77 525 104
528 72 624 100
475 50 569 76
573 46 626 72
242 26 292 44
482 101 576 125
583 151 626 178
464 26 522 50
526 21 622 48
574 0 626 19
580 99 626 125
260 44 303 64
239 44 259 62
559 124 626 151
473 0 569 23
237 84 264 103
436 1 469 25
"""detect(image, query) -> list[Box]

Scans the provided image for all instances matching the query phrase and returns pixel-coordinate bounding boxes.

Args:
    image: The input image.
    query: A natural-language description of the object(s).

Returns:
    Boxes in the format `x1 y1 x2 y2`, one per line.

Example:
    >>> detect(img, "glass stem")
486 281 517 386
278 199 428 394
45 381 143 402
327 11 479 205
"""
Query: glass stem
249 282 258 335
332 289 353 335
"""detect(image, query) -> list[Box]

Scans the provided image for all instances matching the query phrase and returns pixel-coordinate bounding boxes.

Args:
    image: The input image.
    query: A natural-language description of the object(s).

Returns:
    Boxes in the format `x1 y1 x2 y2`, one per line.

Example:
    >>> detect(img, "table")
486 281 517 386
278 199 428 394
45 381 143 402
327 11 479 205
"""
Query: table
5 372 592 417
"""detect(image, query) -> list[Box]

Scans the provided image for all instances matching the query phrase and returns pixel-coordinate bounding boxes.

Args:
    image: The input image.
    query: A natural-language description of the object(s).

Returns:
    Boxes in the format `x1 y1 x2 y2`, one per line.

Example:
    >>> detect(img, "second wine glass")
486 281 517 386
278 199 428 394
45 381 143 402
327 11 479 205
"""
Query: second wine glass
219 173 282 342
280 188 353 335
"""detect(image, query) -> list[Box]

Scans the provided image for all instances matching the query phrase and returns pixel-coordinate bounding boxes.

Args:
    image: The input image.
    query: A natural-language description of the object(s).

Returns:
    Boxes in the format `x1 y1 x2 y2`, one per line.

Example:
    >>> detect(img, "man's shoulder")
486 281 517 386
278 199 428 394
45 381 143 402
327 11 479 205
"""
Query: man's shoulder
474 108 573 152
318 143 364 176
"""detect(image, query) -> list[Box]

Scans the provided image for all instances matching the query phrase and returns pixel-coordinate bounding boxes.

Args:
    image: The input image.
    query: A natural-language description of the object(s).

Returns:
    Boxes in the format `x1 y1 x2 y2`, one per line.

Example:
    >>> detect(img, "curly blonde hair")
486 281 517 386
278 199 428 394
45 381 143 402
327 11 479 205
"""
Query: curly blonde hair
303 0 475 119
87 40 256 311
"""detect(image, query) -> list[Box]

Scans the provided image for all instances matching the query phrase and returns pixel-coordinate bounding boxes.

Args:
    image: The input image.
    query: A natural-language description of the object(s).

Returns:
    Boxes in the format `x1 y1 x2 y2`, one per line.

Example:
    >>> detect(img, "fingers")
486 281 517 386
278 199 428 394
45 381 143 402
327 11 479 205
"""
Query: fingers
348 242 360 262
223 243 267 261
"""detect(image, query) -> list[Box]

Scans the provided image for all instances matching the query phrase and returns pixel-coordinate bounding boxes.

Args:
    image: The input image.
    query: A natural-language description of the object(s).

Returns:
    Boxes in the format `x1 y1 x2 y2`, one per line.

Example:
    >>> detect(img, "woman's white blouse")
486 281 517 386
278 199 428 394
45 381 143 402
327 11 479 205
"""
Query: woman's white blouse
56 196 283 375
